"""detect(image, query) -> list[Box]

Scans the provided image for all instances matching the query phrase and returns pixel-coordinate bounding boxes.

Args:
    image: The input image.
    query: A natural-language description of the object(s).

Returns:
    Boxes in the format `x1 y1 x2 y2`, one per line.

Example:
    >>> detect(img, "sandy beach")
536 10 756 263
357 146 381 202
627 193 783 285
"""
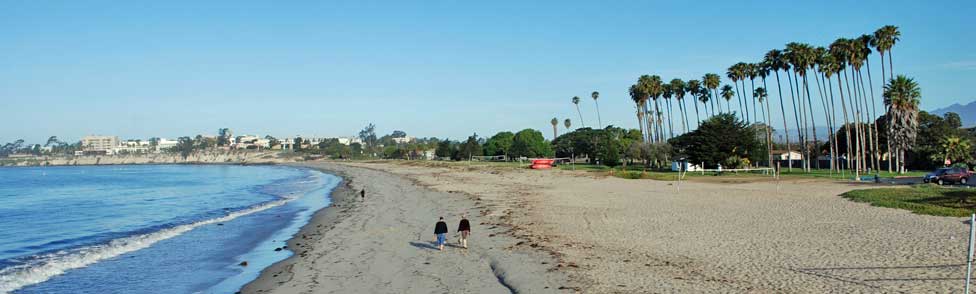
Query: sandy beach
251 160 973 293
243 162 569 294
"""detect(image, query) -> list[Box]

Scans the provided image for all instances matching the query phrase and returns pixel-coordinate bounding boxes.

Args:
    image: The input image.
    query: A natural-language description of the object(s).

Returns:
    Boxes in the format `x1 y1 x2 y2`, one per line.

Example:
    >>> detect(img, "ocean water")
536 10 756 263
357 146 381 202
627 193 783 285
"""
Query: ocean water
0 164 339 294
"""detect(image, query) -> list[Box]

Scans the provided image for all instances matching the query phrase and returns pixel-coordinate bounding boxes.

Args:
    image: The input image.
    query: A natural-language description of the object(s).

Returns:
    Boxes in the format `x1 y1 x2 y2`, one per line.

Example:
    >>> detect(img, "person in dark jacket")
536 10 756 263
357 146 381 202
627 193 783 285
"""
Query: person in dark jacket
434 217 448 250
457 215 471 248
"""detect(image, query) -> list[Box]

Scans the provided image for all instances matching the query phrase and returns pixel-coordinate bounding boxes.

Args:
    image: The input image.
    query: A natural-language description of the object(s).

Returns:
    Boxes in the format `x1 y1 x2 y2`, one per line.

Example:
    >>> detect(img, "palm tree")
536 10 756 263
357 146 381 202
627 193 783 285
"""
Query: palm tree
670 79 689 134
785 43 813 170
687 79 703 127
592 91 602 129
564 118 572 131
551 117 559 139
754 87 772 165
704 73 721 114
765 49 794 170
697 87 711 120
829 40 857 176
727 65 744 119
816 49 841 171
883 75 920 174
720 85 735 114
873 25 901 80
940 136 972 167
572 96 585 128
856 35 881 172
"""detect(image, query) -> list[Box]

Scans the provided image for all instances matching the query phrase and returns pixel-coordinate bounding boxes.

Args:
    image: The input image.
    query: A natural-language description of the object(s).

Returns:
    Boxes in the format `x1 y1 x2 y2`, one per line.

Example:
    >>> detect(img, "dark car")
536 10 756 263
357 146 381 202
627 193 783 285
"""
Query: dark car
924 167 971 185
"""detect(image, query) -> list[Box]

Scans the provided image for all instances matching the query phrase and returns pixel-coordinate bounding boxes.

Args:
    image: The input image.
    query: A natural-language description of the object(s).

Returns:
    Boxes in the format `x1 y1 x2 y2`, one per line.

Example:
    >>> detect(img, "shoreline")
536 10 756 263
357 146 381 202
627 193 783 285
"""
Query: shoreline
240 163 359 293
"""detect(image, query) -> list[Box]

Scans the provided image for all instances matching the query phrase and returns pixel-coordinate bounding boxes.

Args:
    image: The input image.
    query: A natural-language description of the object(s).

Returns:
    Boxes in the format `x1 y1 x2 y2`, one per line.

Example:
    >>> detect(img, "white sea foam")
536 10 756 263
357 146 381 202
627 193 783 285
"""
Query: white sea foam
0 196 297 293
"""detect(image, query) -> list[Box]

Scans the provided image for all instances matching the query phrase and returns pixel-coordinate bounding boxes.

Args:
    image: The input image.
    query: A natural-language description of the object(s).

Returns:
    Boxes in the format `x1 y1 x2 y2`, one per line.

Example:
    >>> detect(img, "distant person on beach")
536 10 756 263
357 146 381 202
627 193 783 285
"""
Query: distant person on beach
434 217 448 250
360 188 365 199
457 215 471 249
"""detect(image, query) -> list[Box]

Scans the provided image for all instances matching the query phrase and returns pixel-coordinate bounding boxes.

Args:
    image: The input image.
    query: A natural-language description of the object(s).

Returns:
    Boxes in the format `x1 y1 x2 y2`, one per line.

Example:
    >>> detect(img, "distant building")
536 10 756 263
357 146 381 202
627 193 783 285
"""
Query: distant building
81 135 120 155
155 138 178 152
337 137 362 146
771 150 803 161
115 140 151 154
392 136 415 144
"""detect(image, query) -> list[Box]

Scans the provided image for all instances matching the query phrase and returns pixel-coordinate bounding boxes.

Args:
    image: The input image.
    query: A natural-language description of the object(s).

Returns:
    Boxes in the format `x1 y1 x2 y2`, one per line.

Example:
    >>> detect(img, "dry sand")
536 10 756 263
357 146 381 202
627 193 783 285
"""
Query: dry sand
307 161 971 293
243 162 569 294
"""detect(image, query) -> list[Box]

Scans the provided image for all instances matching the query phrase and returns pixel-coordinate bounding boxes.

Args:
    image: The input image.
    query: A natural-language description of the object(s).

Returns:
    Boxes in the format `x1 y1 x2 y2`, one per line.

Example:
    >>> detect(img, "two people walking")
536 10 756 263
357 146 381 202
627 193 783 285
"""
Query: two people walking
433 215 471 251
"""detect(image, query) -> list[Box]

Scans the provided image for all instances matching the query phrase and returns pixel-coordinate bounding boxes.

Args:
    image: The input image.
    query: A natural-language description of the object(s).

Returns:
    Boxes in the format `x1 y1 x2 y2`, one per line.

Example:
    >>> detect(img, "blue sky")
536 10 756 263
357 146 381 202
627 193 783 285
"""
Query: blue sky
2 0 974 144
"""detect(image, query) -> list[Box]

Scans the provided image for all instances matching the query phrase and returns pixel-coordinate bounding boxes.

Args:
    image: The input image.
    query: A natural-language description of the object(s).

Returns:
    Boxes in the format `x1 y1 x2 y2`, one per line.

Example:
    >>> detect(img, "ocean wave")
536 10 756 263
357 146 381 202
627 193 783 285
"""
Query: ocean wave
0 195 299 293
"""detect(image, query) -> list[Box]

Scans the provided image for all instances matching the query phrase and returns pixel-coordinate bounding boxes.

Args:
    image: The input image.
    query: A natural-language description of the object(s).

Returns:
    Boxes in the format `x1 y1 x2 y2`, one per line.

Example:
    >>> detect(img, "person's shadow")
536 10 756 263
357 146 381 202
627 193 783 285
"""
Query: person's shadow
409 241 439 250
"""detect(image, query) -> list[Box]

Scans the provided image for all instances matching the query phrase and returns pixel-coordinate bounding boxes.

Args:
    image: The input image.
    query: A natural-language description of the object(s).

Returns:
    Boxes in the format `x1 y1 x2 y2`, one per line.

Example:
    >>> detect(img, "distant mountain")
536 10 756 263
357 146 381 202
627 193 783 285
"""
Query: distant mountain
931 101 976 127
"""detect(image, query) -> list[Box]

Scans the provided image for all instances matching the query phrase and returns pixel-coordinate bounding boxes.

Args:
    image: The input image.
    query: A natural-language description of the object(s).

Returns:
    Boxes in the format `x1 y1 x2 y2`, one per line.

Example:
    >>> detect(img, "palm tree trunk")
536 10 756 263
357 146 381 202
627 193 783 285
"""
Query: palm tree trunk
836 74 854 177
865 58 881 173
750 78 758 124
595 100 602 129
813 70 833 171
888 51 895 80
636 107 646 143
693 97 701 129
654 99 664 143
787 70 803 171
710 88 717 115
856 69 876 173
763 76 774 168
794 70 810 171
676 98 688 134
741 79 751 123
575 105 585 128
734 81 744 118
826 74 841 172
880 51 892 173
803 74 820 170
665 98 674 139
774 70 793 171
844 68 864 175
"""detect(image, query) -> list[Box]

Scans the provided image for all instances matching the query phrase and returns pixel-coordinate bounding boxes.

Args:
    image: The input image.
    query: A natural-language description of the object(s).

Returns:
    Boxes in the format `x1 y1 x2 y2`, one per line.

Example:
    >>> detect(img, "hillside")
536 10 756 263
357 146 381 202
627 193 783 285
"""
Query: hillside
931 101 976 127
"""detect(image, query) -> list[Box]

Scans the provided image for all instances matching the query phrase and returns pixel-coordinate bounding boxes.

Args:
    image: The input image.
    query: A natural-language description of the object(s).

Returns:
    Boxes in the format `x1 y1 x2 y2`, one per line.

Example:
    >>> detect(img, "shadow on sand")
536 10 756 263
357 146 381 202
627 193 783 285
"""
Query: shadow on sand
409 241 439 250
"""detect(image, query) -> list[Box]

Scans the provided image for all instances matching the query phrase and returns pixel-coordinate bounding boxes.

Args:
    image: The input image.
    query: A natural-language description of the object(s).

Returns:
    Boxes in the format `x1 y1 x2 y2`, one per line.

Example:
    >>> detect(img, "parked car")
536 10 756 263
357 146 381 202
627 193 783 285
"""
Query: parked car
923 167 972 185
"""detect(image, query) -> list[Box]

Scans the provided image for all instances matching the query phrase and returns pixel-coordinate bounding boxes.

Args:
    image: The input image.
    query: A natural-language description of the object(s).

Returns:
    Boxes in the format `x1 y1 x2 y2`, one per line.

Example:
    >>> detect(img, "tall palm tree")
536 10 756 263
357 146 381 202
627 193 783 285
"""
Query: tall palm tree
832 38 864 174
786 43 813 170
754 87 772 166
884 75 920 174
826 44 854 176
872 25 900 172
765 49 795 170
704 73 721 114
815 48 840 171
687 79 703 127
572 96 585 128
551 117 559 139
670 79 689 134
874 25 901 80
857 35 881 172
564 118 572 131
591 91 602 129
720 85 735 114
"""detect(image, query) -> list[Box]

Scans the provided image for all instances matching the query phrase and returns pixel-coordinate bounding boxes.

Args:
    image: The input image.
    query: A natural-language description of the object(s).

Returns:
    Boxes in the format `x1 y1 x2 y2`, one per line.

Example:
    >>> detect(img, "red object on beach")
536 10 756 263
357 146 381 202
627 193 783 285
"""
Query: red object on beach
530 159 554 169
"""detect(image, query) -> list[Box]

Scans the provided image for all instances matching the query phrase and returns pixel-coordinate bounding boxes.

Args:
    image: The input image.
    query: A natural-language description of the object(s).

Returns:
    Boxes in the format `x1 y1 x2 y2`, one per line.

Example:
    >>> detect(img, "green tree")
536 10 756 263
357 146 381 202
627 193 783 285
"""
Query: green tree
884 75 921 173
669 113 762 168
459 134 483 159
720 85 734 113
483 131 515 156
510 129 553 158
937 136 972 167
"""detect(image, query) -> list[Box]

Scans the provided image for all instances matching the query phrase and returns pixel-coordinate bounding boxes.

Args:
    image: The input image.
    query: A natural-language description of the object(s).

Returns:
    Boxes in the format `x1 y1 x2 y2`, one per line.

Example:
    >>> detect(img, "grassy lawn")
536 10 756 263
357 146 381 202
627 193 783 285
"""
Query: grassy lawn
841 185 976 217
